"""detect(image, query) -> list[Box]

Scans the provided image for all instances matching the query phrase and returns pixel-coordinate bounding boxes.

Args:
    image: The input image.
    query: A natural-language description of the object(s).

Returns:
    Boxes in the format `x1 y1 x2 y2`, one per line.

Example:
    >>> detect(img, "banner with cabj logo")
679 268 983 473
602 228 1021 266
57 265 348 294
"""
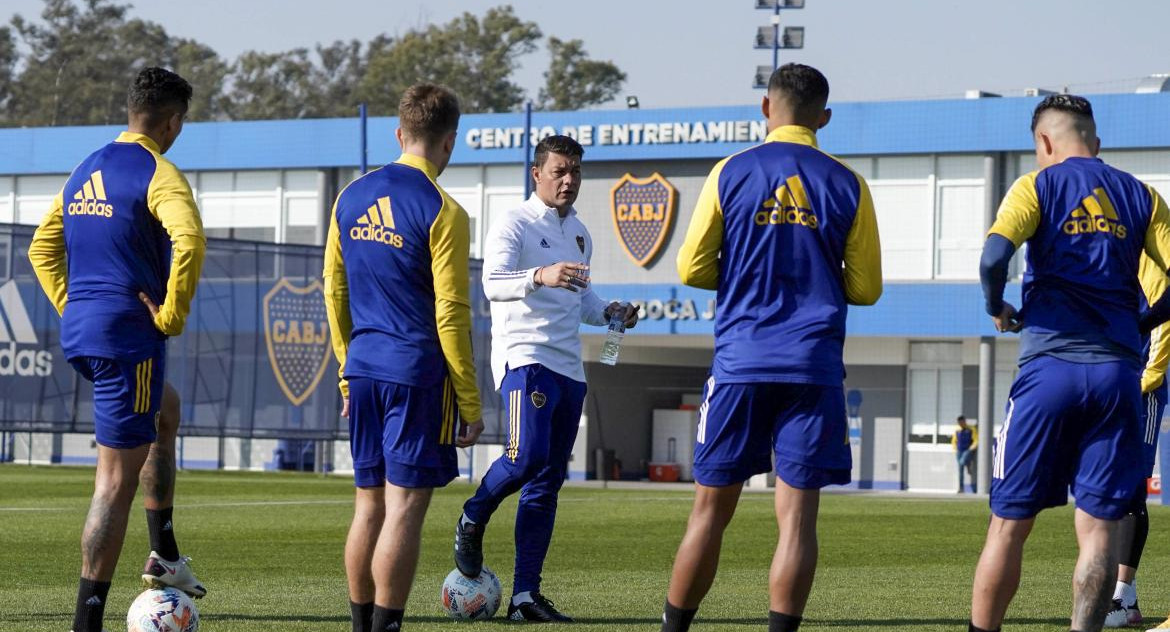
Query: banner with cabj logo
0 225 501 442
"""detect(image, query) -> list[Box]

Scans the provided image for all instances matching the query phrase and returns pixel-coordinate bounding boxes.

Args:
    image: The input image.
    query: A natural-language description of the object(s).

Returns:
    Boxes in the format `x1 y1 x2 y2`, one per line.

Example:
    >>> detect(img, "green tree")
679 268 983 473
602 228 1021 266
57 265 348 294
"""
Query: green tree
6 0 228 126
539 37 626 111
221 49 315 120
0 26 16 121
360 5 542 114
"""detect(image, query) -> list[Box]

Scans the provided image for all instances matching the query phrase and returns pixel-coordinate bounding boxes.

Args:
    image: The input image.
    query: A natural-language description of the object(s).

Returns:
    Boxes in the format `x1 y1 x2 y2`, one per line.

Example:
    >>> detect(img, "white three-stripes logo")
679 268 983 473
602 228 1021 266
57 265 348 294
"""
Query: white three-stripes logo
0 280 36 343
0 280 53 377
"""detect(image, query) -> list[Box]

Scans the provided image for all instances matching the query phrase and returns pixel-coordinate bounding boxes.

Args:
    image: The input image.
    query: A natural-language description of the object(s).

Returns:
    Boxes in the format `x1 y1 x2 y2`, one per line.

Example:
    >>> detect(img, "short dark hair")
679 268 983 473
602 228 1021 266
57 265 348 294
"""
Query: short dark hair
957 415 967 422
768 63 830 118
533 134 584 168
127 67 192 127
1031 94 1094 132
398 83 461 145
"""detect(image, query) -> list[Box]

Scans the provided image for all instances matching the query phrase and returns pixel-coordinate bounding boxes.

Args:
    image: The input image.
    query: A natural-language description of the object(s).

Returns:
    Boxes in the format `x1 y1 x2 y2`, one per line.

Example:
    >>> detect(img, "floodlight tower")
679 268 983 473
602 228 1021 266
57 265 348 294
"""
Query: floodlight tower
753 0 806 89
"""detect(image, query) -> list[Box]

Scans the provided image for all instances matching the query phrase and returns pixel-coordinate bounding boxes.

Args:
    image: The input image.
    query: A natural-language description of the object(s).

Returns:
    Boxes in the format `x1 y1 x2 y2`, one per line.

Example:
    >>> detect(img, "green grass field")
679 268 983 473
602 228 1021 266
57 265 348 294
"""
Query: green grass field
2 465 1168 632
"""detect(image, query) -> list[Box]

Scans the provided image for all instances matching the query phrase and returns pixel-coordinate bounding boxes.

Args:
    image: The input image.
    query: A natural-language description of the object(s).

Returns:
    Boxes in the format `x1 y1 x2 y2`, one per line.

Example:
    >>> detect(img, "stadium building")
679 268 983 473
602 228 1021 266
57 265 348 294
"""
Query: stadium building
3 87 1170 493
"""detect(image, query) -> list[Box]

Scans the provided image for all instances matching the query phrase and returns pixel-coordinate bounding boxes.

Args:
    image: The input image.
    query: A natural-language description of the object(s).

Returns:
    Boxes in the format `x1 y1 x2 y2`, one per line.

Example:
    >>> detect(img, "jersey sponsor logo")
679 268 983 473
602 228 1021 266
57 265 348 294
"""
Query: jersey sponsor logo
350 196 404 248
0 280 53 376
610 172 676 267
1062 187 1128 239
263 278 331 406
66 170 115 218
754 174 818 229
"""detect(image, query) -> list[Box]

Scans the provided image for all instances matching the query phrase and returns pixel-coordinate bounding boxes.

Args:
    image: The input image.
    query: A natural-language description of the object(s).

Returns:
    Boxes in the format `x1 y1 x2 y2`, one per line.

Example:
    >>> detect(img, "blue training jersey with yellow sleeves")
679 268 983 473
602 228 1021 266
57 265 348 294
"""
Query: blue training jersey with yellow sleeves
27 132 206 361
1139 254 1170 393
323 153 481 423
677 125 882 385
989 157 1170 366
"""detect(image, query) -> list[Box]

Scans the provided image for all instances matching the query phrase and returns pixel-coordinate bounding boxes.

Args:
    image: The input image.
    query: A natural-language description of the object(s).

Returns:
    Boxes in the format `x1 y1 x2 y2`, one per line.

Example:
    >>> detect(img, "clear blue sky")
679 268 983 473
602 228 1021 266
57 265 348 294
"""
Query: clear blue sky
7 0 1170 108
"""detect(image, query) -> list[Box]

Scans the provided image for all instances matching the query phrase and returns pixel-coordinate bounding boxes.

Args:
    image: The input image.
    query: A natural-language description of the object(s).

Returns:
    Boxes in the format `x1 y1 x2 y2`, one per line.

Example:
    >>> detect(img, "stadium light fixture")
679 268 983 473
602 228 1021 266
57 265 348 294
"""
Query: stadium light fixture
626 95 640 109
752 65 773 90
753 0 806 88
755 0 805 8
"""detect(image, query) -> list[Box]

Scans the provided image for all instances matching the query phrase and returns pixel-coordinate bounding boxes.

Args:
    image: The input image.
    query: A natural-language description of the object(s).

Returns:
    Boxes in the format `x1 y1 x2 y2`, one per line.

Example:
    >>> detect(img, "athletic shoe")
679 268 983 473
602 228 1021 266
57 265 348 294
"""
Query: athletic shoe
507 592 573 623
454 518 484 578
1106 598 1143 628
141 550 207 598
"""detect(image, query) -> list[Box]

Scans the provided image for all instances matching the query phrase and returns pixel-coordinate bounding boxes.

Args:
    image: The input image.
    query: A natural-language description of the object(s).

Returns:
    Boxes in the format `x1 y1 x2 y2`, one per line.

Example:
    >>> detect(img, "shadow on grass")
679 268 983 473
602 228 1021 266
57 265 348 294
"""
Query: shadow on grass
814 617 1072 627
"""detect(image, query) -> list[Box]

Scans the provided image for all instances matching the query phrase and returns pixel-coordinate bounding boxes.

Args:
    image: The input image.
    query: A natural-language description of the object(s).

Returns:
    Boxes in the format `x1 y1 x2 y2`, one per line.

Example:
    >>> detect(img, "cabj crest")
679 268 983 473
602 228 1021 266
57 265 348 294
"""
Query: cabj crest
263 278 331 406
610 173 677 267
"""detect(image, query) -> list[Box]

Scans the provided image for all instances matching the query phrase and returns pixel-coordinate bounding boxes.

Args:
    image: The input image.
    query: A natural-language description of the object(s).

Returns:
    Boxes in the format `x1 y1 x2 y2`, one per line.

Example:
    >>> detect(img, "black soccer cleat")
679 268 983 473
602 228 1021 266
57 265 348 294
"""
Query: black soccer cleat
507 592 573 623
453 518 484 578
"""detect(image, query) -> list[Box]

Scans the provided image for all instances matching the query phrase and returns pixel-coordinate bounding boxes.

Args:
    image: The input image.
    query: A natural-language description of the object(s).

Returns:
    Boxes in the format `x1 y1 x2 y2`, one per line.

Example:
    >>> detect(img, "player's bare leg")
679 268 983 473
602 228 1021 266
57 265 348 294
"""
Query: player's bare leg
770 479 820 617
971 515 1034 630
370 484 433 629
346 486 385 630
83 444 150 580
1071 509 1119 632
73 442 150 632
666 482 743 608
140 383 180 510
139 383 206 598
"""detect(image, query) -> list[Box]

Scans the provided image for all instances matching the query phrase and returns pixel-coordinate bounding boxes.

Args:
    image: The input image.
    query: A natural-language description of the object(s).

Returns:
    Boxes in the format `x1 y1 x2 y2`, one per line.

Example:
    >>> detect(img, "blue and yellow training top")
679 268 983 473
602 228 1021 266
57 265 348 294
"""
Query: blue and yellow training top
323 153 481 423
677 125 883 386
28 131 206 361
989 157 1170 365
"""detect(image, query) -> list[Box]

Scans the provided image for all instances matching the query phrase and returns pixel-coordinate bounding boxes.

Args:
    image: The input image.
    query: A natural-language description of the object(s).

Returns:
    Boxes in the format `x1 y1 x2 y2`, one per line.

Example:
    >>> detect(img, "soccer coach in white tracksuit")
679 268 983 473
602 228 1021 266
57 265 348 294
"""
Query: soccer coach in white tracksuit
453 135 639 622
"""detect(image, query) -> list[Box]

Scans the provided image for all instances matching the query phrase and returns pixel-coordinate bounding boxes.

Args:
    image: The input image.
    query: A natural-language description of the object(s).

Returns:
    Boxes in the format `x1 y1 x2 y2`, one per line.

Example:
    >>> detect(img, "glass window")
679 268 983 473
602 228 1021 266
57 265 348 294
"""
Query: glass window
907 342 964 444
935 183 985 279
870 181 933 280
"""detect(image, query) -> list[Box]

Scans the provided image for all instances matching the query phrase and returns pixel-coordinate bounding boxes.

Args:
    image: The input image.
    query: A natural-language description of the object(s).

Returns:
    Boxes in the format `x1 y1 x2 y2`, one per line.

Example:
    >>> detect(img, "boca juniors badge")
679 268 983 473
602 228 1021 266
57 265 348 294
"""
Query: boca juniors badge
530 390 547 408
610 172 677 267
263 277 332 406
576 235 585 253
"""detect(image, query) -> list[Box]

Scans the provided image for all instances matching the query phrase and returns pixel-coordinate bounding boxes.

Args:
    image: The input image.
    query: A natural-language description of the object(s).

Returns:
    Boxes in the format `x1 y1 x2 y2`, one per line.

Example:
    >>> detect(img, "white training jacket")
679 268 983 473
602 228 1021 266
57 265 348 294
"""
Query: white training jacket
483 193 611 389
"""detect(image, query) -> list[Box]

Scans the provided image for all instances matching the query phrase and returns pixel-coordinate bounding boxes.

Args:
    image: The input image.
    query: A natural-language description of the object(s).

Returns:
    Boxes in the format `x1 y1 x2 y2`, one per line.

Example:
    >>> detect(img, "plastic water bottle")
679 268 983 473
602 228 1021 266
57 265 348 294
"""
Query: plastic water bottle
599 310 626 366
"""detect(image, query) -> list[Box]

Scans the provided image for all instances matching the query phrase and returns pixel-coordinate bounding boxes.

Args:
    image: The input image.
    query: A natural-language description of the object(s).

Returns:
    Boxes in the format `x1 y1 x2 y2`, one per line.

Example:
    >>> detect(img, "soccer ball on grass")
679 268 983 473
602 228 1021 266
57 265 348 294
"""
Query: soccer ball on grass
126 587 199 632
441 566 502 620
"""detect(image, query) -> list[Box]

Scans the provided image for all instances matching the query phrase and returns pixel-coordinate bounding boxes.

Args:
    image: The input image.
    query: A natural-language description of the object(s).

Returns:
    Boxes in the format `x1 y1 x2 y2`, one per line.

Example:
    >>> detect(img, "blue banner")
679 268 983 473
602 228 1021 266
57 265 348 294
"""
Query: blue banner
0 225 503 442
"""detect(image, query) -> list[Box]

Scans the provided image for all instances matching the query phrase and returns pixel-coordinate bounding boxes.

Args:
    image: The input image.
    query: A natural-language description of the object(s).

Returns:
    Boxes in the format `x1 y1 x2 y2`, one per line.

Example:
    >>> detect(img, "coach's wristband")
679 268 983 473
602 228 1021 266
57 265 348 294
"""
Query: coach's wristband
533 267 544 287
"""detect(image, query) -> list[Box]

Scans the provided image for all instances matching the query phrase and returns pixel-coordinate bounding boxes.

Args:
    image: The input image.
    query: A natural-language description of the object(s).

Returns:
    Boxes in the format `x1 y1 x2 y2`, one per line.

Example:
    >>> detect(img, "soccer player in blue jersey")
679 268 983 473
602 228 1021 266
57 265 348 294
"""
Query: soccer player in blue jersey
1103 257 1170 628
971 94 1170 632
27 67 207 632
660 63 882 632
324 83 483 632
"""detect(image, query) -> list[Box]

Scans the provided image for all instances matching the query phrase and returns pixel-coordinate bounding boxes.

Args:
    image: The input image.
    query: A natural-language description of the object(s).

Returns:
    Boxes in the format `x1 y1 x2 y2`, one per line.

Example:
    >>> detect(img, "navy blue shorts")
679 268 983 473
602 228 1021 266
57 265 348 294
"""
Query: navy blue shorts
693 378 850 489
991 356 1144 520
348 376 459 489
1140 384 1167 476
70 345 165 449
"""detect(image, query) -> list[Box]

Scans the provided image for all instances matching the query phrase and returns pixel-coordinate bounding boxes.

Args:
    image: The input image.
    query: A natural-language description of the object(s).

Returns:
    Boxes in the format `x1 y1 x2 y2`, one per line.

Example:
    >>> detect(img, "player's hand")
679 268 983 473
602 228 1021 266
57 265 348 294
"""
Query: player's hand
605 302 639 328
139 292 160 318
456 419 484 448
536 262 589 292
341 397 349 418
992 302 1022 333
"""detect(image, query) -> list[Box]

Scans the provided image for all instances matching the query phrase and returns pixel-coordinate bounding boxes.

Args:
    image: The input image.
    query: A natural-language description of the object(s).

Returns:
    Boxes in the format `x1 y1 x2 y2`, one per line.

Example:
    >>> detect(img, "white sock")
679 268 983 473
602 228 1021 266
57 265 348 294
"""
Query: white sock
1113 580 1137 606
460 513 476 529
512 591 533 606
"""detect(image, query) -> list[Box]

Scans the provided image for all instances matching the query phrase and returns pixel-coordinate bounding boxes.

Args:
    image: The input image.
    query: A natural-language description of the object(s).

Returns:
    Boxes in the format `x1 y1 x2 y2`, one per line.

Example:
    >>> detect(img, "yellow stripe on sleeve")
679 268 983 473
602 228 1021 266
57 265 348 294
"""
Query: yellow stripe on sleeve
843 173 883 306
429 192 481 423
988 172 1041 249
677 158 729 290
1143 186 1170 275
146 153 206 336
323 198 352 399
28 192 68 316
